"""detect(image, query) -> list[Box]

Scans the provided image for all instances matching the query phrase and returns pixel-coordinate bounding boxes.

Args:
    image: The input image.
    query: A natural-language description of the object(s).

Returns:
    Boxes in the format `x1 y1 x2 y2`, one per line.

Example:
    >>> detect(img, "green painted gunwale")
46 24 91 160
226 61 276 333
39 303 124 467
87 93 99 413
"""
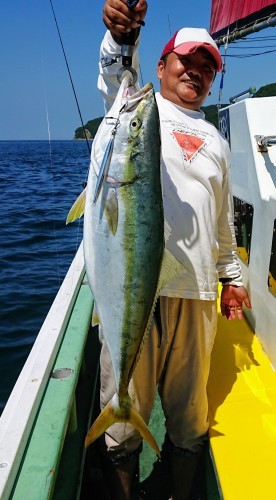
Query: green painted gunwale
10 277 97 500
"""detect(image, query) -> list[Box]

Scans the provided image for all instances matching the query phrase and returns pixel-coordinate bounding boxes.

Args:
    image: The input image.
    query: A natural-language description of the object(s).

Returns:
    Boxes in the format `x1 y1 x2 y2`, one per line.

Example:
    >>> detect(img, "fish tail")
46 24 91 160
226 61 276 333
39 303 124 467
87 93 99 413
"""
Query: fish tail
85 397 160 457
128 404 160 457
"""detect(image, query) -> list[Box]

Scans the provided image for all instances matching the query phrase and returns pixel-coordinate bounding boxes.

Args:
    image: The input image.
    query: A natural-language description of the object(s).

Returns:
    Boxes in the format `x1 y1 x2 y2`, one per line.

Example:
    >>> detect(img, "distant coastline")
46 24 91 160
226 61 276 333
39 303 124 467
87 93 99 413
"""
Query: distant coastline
74 117 103 140
74 83 276 139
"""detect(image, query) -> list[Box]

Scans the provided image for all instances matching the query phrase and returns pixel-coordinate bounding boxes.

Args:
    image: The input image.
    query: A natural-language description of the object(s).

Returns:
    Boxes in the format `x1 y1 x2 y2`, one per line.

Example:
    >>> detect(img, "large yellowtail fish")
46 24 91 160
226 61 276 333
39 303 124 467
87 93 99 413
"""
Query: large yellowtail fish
67 75 183 456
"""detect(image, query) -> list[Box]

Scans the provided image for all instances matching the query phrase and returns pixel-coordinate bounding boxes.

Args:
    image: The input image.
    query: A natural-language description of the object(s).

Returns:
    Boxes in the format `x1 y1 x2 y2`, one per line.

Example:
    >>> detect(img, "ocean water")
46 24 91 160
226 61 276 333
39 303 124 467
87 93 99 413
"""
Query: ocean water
0 140 91 414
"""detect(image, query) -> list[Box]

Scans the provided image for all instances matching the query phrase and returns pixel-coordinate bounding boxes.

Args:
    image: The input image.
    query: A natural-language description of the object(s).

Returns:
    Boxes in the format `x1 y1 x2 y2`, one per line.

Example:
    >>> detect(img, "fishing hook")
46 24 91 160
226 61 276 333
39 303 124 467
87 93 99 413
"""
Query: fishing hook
117 0 145 84
93 105 127 204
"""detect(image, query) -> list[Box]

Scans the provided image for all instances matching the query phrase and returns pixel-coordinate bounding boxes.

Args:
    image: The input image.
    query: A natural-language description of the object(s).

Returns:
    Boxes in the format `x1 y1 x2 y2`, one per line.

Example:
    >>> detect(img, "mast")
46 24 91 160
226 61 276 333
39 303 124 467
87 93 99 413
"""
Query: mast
214 13 276 47
210 1 276 46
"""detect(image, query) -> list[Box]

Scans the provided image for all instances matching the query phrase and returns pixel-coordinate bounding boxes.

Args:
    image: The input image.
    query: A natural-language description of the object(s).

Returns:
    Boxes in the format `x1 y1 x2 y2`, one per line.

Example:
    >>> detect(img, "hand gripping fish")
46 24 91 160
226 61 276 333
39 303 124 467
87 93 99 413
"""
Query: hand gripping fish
67 75 183 456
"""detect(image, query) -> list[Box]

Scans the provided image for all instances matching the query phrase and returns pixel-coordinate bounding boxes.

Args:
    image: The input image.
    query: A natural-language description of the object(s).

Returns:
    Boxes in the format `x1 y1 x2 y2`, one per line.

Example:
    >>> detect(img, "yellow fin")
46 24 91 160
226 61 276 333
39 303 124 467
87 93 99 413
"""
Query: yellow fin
104 188 118 235
66 188 86 224
131 249 184 377
85 395 160 457
157 249 184 293
91 305 100 327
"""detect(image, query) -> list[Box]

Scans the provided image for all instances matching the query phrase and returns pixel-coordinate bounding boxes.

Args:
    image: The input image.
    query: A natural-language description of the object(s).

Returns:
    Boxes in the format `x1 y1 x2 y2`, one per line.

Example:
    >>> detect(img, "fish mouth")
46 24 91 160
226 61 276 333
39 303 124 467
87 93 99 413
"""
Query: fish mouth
128 81 153 98
122 76 153 111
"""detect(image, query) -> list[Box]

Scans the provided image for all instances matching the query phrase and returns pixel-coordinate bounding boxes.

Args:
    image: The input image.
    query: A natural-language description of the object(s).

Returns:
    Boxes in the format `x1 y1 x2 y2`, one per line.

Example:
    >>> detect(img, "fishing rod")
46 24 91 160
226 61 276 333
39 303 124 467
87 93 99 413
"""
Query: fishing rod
49 0 91 156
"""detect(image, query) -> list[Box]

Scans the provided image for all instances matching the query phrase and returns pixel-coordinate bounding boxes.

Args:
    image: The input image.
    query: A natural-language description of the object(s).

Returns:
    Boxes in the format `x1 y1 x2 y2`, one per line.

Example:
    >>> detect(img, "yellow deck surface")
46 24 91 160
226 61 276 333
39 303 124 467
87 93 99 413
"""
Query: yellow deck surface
207 308 276 499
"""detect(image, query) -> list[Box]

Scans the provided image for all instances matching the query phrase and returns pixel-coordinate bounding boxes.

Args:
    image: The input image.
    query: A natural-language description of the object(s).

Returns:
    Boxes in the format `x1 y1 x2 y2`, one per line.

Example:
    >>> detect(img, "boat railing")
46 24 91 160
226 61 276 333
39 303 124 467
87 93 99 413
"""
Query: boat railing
0 243 96 499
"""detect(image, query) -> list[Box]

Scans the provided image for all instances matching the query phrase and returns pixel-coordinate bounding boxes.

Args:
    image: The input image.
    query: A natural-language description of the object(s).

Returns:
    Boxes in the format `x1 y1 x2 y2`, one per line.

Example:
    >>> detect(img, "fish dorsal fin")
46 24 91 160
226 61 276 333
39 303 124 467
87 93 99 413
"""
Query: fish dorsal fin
66 188 87 224
157 248 183 295
129 248 184 380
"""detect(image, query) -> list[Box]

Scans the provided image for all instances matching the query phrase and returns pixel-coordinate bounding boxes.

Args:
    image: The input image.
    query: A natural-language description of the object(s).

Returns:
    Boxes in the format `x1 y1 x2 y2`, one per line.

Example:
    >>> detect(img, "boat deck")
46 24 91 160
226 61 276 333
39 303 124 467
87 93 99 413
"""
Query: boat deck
83 302 276 500
2 264 276 499
82 385 213 500
207 309 276 500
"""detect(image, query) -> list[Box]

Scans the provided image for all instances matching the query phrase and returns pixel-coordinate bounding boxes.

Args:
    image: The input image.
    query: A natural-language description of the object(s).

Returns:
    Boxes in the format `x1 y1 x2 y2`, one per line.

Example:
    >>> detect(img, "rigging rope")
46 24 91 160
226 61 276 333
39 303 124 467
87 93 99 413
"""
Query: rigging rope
216 27 275 110
224 48 276 57
49 0 91 156
220 34 276 55
217 28 229 110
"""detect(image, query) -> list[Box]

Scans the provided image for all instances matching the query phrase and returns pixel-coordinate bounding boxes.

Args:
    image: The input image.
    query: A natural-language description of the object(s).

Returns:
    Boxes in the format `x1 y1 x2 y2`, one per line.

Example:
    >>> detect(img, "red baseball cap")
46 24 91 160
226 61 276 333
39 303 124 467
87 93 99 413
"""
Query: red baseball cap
161 28 222 72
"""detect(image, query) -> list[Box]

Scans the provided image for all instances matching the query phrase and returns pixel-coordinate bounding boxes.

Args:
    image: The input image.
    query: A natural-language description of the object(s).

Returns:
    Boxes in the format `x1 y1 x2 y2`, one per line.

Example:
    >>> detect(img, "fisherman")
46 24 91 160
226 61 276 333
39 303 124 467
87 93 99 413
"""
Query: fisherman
97 1 252 498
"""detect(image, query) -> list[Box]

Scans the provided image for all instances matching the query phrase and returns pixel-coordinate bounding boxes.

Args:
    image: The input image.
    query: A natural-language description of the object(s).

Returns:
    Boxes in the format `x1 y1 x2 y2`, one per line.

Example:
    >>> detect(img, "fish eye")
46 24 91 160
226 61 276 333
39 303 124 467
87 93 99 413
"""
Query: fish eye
130 116 142 136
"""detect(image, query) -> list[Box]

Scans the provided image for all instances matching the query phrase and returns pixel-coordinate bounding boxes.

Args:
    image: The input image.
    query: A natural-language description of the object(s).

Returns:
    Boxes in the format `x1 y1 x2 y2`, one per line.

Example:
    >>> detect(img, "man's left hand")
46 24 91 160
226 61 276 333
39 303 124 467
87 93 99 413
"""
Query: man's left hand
220 285 252 320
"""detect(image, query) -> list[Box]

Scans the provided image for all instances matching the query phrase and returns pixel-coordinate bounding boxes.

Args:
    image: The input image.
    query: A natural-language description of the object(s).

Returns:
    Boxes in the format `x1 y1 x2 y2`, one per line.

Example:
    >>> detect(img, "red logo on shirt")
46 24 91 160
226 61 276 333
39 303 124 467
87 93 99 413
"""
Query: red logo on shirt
173 132 205 161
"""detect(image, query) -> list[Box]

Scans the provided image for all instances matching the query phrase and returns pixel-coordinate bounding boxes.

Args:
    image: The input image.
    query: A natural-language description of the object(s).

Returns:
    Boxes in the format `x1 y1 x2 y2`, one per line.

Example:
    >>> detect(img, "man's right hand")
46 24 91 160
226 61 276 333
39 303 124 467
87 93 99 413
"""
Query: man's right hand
103 0 148 35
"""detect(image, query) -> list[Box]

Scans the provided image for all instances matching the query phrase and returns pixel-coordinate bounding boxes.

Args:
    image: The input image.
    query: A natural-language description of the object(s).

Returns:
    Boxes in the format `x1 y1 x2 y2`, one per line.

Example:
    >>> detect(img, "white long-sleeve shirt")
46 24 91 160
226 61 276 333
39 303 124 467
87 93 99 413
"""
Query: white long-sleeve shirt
97 31 243 300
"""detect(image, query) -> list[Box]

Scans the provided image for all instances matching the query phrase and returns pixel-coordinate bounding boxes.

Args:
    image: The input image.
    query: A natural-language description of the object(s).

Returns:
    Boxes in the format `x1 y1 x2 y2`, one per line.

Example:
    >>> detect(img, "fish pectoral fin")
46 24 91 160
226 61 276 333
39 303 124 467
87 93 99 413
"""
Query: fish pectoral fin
66 188 86 224
104 188 118 235
108 174 138 187
85 395 160 457
103 178 138 235
157 249 184 293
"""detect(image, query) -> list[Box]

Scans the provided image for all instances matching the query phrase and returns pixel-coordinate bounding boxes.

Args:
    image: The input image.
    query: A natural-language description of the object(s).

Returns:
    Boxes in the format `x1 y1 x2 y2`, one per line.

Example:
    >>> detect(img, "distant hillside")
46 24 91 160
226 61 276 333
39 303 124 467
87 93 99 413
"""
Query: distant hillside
202 104 227 128
75 83 276 137
74 117 103 140
202 82 276 129
253 82 276 98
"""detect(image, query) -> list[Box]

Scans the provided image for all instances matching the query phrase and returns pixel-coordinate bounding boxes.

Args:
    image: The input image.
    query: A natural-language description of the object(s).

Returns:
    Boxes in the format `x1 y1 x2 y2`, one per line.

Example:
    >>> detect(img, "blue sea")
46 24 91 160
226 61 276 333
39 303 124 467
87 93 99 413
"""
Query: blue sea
0 140 91 414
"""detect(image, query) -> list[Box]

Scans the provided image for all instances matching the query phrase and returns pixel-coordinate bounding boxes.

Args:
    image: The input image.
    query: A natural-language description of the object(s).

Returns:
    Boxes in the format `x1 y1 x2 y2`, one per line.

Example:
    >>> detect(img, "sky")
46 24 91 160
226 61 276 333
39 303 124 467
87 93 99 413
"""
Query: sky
1 0 275 140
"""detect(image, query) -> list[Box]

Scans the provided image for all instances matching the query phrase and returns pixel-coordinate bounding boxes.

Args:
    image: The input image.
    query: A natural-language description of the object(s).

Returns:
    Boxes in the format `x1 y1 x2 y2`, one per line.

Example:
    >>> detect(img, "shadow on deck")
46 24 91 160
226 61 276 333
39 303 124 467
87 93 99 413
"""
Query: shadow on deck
81 371 219 500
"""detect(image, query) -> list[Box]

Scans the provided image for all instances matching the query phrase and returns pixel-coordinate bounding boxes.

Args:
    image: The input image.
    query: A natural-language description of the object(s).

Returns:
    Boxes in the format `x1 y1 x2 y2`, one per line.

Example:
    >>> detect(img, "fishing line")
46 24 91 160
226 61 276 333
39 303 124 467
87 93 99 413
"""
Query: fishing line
42 58 62 288
42 54 83 293
48 0 89 279
168 15 172 37
49 0 91 156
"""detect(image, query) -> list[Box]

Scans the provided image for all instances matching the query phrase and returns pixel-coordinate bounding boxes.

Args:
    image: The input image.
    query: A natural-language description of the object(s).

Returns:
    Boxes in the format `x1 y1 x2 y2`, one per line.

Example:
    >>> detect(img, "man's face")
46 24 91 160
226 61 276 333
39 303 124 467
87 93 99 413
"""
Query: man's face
157 48 216 110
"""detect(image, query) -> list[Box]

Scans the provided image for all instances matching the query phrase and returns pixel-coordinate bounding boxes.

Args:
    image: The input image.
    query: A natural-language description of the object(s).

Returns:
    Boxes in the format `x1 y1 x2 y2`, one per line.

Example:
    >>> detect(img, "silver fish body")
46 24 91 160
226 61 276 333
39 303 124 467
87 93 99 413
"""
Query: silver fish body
67 76 183 454
84 76 163 453
85 76 162 389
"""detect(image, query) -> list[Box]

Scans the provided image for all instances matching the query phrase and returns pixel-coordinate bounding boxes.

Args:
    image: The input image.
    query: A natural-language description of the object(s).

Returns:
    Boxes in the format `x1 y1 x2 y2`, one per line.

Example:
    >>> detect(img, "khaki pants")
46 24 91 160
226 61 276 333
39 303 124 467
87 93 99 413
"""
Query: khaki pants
99 297 217 457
